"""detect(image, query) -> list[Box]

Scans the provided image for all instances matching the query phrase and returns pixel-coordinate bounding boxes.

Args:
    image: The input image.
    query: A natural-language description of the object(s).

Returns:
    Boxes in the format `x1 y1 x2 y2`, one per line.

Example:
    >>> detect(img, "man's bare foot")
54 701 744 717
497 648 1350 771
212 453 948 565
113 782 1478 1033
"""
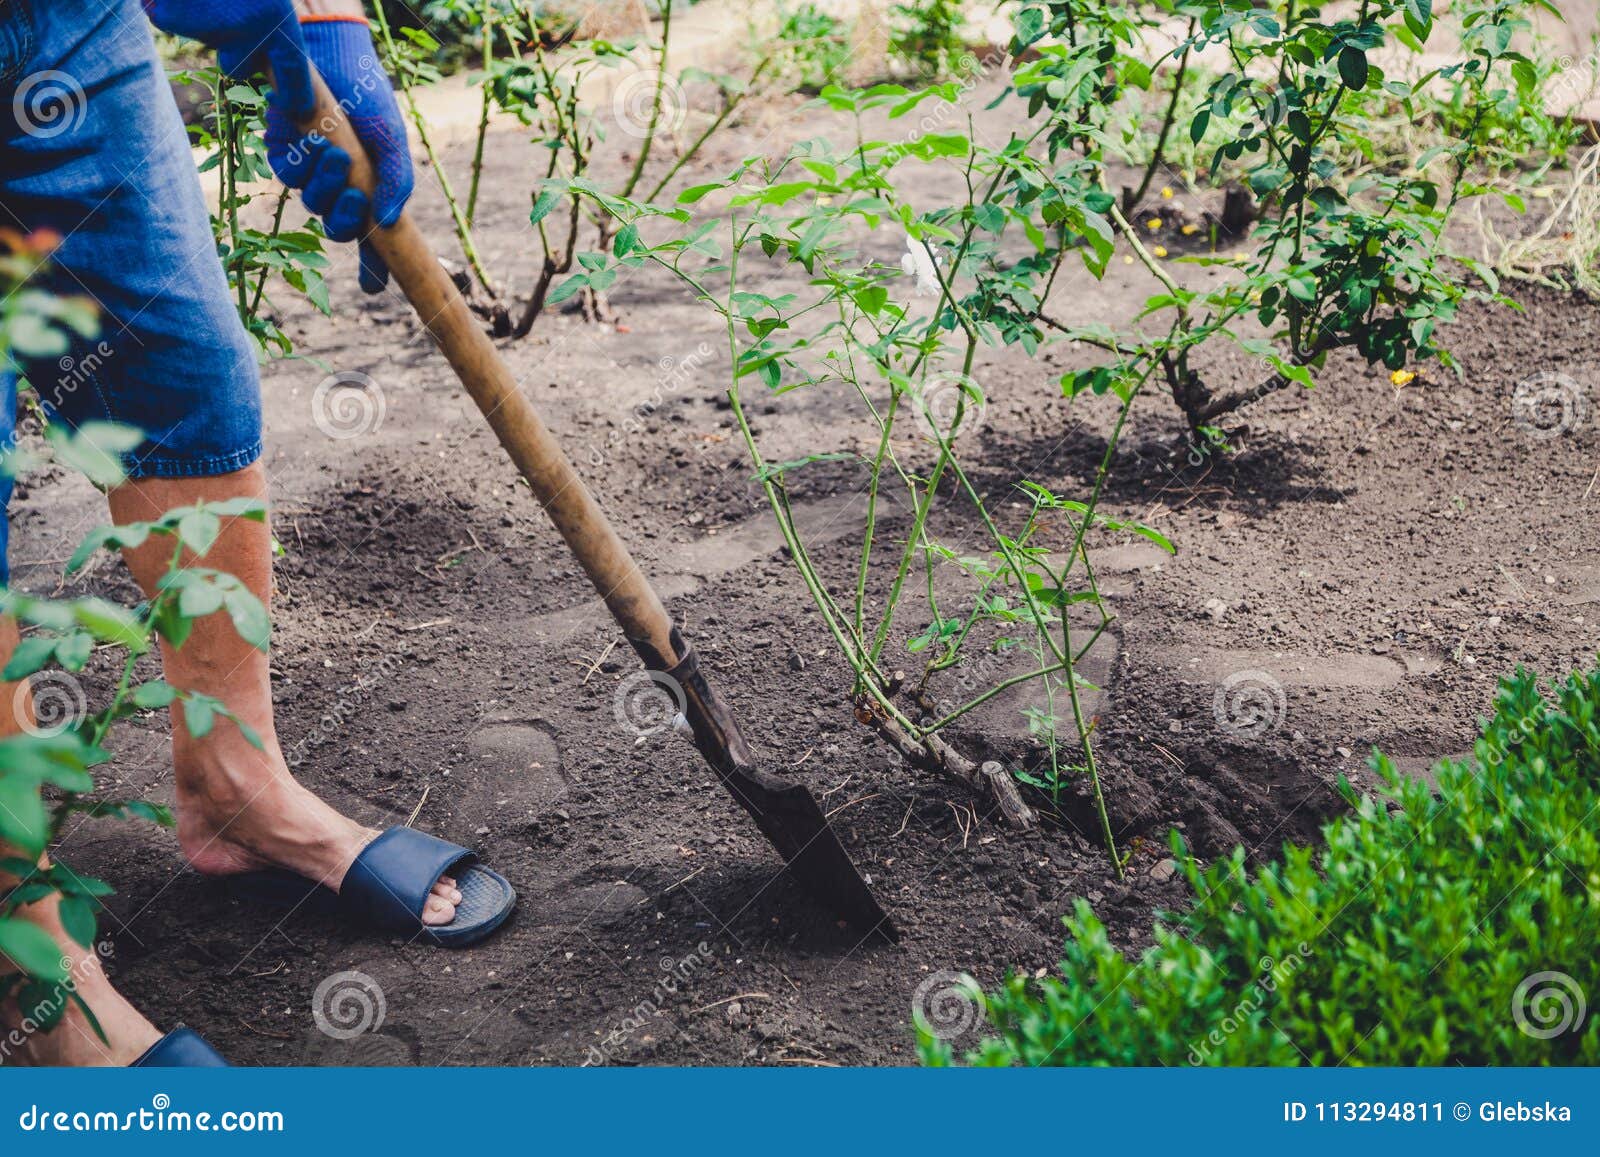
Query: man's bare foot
0 896 162 1067
173 730 462 926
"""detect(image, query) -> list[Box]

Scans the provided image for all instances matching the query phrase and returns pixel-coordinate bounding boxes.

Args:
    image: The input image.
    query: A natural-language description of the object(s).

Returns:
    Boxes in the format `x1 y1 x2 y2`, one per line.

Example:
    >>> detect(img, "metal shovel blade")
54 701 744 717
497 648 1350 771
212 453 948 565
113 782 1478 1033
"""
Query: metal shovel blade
666 640 898 941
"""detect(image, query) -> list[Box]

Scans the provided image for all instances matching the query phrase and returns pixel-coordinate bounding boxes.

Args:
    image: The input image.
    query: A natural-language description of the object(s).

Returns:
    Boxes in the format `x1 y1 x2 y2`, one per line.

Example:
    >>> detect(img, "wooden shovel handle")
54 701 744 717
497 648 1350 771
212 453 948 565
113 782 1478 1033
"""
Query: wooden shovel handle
293 70 681 668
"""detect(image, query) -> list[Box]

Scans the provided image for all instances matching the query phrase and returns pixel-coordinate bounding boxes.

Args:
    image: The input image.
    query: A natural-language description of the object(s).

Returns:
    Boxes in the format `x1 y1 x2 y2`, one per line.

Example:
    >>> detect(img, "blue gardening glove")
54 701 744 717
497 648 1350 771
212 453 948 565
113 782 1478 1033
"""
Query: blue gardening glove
141 1 314 119
264 18 414 293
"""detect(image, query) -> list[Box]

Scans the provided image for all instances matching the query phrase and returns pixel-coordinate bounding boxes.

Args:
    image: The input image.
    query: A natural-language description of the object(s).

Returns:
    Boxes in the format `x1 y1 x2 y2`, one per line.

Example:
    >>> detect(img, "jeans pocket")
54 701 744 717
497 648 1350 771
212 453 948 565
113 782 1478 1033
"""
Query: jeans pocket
0 0 36 91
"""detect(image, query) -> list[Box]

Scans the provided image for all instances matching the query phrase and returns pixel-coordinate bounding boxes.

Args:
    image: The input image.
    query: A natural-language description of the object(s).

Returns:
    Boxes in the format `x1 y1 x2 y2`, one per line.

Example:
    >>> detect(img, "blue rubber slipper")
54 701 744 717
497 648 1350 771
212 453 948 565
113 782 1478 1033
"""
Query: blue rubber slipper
131 1026 228 1067
225 827 516 948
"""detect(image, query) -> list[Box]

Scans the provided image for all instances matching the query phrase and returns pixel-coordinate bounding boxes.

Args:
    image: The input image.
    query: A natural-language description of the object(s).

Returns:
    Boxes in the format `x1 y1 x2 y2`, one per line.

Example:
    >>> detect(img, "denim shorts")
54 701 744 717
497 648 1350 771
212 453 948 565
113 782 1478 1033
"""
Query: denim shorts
0 0 263 584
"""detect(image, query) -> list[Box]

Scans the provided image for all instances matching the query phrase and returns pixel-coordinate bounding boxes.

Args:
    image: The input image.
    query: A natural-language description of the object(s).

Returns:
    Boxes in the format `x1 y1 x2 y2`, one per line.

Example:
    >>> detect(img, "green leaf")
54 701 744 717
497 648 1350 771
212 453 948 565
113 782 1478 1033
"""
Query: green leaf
222 587 270 651
17 977 67 1030
0 776 51 855
130 681 179 709
529 186 563 226
53 633 94 672
201 496 267 521
547 273 588 306
2 637 58 681
57 896 97 949
47 422 143 488
677 182 725 204
1338 47 1370 90
182 695 216 739
71 598 147 653
67 524 149 574
1013 5 1045 47
175 575 225 620
176 509 222 556
1404 0 1433 39
0 919 68 982
1285 274 1317 303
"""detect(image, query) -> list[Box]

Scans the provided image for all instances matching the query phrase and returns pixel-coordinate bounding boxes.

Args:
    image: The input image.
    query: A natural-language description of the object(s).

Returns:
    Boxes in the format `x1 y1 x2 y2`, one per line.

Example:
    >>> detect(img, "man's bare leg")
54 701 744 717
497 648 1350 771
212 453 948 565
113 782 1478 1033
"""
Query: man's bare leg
107 463 460 922
0 616 162 1067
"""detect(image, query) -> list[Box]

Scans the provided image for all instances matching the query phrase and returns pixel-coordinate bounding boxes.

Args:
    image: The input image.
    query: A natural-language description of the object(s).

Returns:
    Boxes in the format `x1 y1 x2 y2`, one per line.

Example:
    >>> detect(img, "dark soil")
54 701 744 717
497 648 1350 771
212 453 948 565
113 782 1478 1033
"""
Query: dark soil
11 79 1600 1066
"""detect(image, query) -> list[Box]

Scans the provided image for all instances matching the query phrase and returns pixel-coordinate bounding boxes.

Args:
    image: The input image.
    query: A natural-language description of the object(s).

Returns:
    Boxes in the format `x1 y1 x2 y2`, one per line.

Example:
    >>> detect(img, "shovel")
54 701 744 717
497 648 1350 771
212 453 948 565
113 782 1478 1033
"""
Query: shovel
290 73 896 940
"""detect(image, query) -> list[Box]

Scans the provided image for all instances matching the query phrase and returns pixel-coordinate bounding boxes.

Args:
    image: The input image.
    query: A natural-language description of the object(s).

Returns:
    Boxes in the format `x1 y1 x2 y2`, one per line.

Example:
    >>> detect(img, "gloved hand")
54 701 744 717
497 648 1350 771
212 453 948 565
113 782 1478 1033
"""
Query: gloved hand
264 18 414 293
141 1 314 118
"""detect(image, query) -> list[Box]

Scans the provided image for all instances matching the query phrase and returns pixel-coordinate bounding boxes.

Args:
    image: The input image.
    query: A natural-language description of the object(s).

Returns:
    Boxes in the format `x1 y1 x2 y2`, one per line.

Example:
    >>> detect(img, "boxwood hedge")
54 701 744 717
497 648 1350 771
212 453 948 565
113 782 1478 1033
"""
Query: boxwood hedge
923 666 1600 1066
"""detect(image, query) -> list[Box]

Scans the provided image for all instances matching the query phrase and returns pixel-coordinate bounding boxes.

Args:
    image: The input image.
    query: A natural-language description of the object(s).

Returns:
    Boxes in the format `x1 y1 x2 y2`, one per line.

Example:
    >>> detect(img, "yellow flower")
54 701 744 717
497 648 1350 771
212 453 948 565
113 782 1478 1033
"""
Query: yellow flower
1181 223 1200 236
1146 217 1162 230
1161 186 1174 199
1390 369 1416 387
1123 255 1135 264
1152 245 1169 258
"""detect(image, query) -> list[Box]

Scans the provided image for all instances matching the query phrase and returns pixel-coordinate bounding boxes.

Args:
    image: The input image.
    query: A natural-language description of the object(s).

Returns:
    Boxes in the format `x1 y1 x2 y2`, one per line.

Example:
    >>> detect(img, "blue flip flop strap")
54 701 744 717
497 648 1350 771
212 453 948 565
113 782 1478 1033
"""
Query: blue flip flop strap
339 827 475 932
131 1026 229 1068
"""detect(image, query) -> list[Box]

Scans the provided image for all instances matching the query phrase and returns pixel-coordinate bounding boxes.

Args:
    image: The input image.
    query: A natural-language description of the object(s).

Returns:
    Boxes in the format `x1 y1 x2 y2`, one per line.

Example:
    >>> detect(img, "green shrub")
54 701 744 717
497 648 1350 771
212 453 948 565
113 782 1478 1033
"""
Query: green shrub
889 0 969 79
923 664 1600 1065
772 3 854 92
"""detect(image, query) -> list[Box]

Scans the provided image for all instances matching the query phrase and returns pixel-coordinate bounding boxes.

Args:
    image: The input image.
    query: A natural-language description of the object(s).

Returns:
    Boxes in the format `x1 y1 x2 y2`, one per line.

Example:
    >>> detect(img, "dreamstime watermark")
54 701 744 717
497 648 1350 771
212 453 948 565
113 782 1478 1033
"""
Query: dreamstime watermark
1510 371 1586 439
16 1095 284 1133
312 370 386 439
583 942 715 1065
613 670 687 738
14 71 87 139
312 970 386 1040
1472 701 1558 777
879 50 997 168
1213 669 1285 740
584 341 717 468
0 938 117 1064
1512 970 1587 1040
914 373 985 440
16 670 88 738
284 651 408 769
278 64 382 171
1187 946 1313 1064
611 68 687 138
38 341 115 413
911 970 987 1041
1543 52 1600 113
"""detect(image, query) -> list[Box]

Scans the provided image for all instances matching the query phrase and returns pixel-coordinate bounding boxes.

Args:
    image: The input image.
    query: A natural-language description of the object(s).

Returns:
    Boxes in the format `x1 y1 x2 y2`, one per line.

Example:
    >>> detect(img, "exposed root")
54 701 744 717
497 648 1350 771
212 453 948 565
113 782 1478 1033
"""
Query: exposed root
1477 142 1600 297
867 704 1038 830
579 285 618 325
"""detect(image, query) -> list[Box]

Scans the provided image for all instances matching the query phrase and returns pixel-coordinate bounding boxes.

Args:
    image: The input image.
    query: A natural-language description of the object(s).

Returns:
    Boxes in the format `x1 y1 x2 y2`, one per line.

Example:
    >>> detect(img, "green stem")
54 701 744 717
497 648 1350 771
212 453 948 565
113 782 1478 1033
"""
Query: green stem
619 0 674 202
644 56 772 204
371 3 497 296
219 84 245 319
923 660 1072 735
247 187 291 320
466 0 496 229
1126 23 1194 209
